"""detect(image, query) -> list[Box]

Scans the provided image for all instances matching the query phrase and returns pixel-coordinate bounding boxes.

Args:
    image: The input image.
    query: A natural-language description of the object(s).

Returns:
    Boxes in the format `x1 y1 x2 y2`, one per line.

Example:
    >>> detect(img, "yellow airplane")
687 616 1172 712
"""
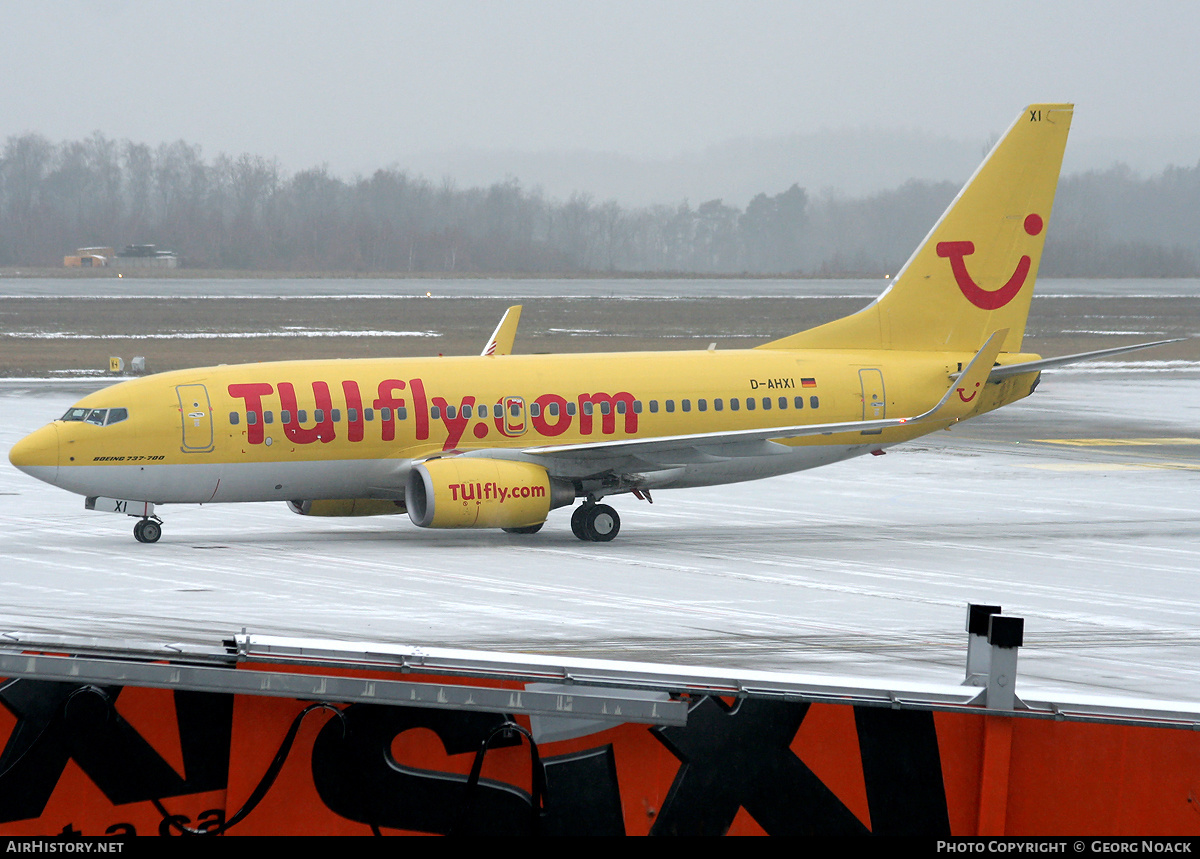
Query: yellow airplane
7 104 1176 544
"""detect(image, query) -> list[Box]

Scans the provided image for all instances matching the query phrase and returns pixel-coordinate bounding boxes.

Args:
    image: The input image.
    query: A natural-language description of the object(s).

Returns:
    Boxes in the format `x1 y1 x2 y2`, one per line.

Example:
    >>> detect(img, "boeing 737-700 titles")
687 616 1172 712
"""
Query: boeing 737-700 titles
8 104 1177 543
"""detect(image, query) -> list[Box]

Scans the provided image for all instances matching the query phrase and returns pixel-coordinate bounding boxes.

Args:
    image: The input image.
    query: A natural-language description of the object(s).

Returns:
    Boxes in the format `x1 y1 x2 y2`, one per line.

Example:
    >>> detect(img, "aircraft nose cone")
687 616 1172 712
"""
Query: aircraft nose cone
8 424 59 485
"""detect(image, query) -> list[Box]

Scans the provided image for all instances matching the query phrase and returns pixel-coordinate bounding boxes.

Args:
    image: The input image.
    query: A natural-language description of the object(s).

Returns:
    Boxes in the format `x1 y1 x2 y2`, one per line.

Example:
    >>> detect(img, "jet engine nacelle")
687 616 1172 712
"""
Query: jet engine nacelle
406 458 574 529
287 499 407 517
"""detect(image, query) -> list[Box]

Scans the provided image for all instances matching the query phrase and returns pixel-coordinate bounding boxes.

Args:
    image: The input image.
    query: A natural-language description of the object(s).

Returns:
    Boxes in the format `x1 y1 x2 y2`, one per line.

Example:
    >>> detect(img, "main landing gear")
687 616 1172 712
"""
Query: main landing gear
133 516 163 543
571 502 620 542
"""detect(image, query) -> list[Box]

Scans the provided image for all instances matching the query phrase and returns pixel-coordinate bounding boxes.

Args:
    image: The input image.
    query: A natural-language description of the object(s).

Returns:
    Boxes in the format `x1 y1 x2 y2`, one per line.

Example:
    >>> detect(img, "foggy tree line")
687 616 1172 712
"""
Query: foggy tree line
1 131 1197 276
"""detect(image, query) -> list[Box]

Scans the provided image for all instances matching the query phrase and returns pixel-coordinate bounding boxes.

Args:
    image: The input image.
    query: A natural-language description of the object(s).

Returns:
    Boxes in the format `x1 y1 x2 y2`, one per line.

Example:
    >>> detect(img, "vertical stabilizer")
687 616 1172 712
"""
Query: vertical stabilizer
762 104 1073 353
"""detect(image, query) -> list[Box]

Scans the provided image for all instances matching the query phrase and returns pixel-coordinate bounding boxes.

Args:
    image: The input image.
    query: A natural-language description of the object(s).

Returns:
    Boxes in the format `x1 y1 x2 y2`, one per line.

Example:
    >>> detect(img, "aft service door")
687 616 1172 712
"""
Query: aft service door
859 369 886 420
177 384 215 452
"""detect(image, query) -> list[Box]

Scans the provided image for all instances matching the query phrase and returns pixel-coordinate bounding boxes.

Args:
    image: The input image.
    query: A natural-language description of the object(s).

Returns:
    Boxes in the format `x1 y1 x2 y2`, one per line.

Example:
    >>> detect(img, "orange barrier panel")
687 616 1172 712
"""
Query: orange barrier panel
0 669 1198 835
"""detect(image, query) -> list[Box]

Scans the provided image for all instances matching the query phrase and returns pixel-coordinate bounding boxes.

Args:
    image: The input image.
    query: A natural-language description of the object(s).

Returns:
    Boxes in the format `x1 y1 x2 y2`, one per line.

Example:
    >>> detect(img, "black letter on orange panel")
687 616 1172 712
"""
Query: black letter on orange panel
311 704 531 835
0 680 232 823
651 697 868 835
853 706 950 835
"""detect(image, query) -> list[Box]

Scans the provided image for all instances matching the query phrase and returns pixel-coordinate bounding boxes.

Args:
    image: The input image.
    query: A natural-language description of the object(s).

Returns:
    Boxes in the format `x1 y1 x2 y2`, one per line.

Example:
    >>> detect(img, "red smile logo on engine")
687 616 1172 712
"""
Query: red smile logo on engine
936 214 1043 310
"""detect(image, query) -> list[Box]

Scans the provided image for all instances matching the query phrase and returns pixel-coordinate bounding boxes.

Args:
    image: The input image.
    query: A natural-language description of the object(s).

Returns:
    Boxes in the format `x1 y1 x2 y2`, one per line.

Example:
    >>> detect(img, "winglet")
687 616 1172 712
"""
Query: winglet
482 305 522 356
919 329 1008 423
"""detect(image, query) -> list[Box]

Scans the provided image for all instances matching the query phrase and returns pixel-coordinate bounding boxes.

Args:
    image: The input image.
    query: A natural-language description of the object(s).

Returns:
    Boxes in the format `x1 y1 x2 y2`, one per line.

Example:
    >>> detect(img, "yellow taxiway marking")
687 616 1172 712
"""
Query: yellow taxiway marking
1021 462 1200 472
1033 438 1200 447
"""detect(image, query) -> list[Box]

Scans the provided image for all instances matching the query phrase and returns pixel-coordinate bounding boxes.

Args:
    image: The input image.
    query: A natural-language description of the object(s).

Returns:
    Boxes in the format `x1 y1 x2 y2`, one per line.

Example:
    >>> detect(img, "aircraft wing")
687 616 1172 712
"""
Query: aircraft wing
987 338 1184 380
468 331 1008 474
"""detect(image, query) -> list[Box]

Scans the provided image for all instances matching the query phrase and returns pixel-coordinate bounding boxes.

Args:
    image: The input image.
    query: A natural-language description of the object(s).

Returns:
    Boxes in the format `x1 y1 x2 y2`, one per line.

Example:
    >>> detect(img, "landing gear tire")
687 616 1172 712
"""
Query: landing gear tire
503 522 544 534
572 504 620 542
133 519 161 544
570 505 589 540
585 504 620 542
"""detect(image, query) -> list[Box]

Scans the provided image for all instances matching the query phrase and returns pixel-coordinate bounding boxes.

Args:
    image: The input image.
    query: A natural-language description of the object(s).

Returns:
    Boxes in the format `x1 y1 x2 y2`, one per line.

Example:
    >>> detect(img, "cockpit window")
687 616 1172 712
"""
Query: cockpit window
59 407 128 426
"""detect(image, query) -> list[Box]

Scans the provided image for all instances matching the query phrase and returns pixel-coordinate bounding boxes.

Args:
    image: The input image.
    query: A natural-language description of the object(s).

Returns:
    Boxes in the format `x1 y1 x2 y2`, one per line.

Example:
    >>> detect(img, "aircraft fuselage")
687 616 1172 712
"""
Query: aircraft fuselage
10 347 1038 506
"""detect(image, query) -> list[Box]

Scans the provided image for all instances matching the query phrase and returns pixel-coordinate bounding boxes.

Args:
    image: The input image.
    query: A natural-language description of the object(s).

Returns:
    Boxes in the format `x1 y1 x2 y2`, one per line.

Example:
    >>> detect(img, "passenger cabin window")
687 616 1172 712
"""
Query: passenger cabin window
281 410 292 423
649 400 658 413
364 408 374 421
665 400 675 413
247 412 258 425
681 399 691 412
313 409 324 423
430 406 441 420
810 396 820 409
331 409 341 422
297 410 308 423
348 408 359 422
529 403 541 417
794 397 804 409
229 412 240 425
380 407 392 420
264 411 274 424
730 398 740 411
746 398 755 411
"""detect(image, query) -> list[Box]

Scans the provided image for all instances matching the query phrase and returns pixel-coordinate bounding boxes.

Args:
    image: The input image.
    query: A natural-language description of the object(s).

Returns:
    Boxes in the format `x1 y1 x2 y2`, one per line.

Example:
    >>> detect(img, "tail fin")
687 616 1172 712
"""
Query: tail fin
761 103 1073 353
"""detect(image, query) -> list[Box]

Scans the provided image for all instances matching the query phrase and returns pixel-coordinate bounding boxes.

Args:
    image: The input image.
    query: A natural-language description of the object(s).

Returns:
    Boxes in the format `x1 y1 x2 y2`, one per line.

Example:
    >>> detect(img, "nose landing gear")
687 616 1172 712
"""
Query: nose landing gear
133 517 163 543
570 502 620 542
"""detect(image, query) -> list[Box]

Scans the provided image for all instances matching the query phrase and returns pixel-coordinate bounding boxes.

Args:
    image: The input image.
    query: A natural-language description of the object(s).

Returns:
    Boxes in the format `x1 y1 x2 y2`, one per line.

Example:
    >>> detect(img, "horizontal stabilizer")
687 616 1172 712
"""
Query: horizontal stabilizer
988 339 1185 379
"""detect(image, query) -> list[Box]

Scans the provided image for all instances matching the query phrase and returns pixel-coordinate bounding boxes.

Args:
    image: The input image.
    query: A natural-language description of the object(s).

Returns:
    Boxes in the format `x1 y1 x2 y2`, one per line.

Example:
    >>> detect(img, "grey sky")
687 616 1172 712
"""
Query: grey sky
3 1 1198 201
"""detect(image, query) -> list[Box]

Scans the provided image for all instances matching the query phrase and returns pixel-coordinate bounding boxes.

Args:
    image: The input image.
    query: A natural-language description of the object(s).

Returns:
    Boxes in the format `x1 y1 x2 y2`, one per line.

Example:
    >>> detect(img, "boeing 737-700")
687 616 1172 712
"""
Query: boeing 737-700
8 104 1176 543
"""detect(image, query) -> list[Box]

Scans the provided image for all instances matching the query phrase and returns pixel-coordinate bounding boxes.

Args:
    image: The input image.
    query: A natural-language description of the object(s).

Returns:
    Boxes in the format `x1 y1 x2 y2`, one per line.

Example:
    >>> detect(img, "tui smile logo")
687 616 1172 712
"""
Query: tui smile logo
936 214 1043 310
956 381 981 403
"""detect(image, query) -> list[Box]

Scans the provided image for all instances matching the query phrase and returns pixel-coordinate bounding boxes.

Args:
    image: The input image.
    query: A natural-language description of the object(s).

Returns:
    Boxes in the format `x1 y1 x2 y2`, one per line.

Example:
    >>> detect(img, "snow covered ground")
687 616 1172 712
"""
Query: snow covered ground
2 369 1198 706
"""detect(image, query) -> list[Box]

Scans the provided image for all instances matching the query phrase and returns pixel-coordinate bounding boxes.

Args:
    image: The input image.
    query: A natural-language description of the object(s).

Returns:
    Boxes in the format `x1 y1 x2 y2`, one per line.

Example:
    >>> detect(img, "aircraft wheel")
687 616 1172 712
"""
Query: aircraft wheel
584 504 620 542
135 519 161 543
503 522 544 534
570 505 590 540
